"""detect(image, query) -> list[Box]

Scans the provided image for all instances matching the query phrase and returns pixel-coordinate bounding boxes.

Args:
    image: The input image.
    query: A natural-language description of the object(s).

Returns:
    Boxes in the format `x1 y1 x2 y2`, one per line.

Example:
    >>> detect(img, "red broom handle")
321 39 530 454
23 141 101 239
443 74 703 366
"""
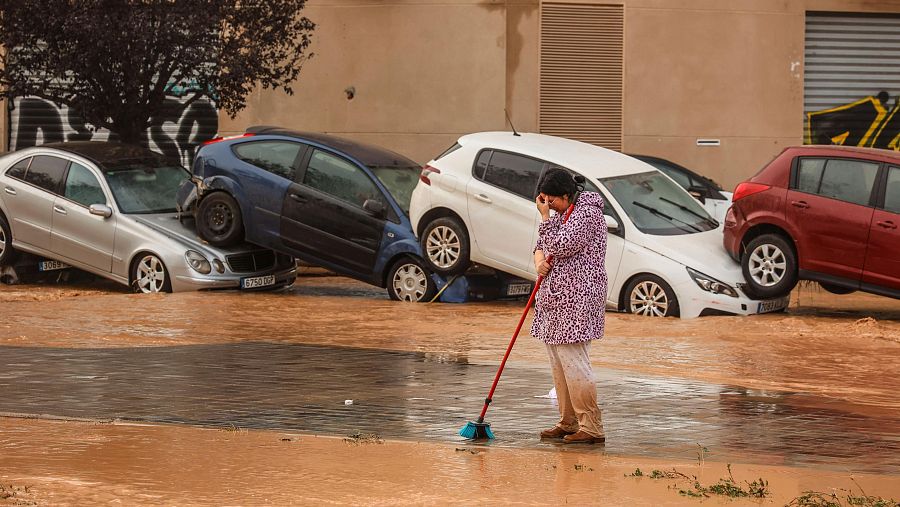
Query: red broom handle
476 203 575 423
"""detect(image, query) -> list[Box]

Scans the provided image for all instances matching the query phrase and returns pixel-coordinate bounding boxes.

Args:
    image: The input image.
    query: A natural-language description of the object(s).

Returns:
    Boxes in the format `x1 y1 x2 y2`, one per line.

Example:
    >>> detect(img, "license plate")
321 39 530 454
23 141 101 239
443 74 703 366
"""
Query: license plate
507 282 532 296
38 260 70 272
757 296 790 314
241 275 276 289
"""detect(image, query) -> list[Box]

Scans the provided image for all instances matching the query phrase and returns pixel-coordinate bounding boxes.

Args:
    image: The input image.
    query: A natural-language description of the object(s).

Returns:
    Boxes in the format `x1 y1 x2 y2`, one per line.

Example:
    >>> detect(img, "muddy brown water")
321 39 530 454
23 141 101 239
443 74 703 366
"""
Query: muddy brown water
1 275 899 504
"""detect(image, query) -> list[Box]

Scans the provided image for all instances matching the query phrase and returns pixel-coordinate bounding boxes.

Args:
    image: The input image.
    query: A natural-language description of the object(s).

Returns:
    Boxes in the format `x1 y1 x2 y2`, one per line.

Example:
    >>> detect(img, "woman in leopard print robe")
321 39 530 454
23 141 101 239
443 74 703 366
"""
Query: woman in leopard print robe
531 168 608 444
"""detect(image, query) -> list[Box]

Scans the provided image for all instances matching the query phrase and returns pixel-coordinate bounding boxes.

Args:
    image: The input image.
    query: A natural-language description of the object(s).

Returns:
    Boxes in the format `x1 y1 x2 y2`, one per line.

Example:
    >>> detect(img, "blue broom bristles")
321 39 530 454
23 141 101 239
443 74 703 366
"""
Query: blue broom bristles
459 421 495 439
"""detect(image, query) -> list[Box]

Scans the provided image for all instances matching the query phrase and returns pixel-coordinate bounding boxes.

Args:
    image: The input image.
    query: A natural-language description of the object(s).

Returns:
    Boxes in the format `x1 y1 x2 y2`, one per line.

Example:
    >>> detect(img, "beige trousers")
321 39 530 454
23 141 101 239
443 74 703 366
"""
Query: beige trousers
545 341 604 437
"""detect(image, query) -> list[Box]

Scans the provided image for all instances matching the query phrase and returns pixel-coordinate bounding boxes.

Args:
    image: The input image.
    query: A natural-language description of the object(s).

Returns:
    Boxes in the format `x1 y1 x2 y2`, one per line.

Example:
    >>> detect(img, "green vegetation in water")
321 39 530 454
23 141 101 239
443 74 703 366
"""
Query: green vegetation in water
628 464 770 499
786 481 900 507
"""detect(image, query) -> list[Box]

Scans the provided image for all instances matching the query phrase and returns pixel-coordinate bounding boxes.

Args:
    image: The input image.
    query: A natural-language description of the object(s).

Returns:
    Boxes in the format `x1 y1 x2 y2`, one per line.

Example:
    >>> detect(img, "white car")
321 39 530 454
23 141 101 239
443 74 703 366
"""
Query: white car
409 132 788 318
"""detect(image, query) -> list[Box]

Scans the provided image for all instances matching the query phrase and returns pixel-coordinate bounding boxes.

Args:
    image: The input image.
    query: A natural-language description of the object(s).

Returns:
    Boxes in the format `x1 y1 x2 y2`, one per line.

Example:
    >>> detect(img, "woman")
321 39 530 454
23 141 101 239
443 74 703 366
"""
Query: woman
531 168 608 444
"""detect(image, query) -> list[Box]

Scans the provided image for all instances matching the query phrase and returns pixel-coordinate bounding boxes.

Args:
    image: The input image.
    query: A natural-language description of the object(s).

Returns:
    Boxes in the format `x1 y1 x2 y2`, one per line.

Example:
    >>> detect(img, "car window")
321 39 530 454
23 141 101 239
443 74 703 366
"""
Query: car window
819 159 879 206
796 158 826 193
104 163 189 214
481 151 545 199
233 141 302 180
64 162 106 207
473 150 491 180
601 171 718 236
884 167 900 214
5 157 31 180
304 149 381 208
656 163 692 190
24 155 68 194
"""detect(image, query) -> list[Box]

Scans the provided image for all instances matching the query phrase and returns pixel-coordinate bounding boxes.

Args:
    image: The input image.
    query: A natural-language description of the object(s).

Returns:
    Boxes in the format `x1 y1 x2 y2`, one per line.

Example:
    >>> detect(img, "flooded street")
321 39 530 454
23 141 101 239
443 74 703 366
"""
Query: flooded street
1 272 899 504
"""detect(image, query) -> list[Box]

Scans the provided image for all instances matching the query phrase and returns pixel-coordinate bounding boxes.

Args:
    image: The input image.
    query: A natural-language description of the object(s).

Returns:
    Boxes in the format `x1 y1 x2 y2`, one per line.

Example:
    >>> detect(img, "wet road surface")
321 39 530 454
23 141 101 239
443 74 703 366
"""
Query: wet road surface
1 274 899 477
1 339 899 474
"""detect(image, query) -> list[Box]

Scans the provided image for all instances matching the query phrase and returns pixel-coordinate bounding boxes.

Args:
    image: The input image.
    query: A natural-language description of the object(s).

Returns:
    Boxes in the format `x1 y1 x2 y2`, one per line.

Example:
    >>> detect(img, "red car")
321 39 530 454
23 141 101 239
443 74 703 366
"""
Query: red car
724 145 899 300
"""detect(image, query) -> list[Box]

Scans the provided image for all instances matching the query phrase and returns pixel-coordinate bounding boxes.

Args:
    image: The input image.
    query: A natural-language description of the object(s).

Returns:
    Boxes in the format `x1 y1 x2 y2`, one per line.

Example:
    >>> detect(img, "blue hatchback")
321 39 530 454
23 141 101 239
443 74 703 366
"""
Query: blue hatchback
179 127 437 302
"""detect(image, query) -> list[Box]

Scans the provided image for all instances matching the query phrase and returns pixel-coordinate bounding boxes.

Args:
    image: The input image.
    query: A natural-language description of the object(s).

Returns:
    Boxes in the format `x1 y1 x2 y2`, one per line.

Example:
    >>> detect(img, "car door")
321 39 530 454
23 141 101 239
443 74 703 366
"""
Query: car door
1 155 68 250
467 150 545 273
785 157 879 283
230 140 307 242
862 165 900 291
281 147 386 276
50 161 116 272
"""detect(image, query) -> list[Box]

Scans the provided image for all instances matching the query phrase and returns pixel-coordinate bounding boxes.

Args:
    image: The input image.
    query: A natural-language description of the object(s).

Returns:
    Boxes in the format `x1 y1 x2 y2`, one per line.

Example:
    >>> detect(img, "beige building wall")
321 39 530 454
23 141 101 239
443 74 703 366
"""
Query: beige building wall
621 0 900 189
220 0 513 164
224 0 900 189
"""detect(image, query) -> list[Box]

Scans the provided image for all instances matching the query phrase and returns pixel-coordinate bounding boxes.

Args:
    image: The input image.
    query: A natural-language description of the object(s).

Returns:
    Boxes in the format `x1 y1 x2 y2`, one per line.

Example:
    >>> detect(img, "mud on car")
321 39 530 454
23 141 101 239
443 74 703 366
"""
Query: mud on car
724 145 900 300
179 127 437 302
0 142 296 293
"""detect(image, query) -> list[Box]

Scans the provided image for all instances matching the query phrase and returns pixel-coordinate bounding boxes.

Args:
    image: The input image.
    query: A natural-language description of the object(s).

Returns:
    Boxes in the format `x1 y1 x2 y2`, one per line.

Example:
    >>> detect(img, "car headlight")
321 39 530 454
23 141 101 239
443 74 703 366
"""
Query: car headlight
212 259 225 274
185 250 212 274
687 268 738 298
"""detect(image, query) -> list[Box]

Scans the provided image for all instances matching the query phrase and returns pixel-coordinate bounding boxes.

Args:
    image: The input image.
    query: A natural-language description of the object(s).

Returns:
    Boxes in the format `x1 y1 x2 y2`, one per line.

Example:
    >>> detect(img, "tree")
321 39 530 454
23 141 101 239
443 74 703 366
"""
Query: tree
0 0 315 144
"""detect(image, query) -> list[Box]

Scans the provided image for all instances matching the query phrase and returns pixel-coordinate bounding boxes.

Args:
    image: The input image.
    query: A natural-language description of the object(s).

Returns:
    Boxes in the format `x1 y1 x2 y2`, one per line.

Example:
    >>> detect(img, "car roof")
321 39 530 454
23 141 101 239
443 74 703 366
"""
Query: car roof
456 132 652 178
246 126 420 168
37 141 176 167
786 144 900 163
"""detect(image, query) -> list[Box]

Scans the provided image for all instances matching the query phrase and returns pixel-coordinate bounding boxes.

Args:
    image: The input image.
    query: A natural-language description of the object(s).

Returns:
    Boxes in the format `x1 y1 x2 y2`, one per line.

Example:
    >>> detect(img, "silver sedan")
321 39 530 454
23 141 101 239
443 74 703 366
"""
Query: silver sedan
0 142 296 293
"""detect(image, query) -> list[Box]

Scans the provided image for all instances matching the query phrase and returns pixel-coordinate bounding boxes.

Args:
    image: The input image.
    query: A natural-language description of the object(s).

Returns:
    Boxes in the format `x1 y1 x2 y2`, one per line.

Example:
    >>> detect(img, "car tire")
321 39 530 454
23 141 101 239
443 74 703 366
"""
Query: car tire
420 216 470 276
624 274 680 318
819 282 855 295
0 214 18 266
131 254 172 294
741 233 798 299
197 192 244 247
387 256 437 303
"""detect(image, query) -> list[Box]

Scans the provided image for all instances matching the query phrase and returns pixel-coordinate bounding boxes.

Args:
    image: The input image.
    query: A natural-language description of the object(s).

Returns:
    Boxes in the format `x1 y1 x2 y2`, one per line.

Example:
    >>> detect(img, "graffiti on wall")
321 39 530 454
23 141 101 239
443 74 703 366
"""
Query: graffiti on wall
8 95 218 167
806 91 900 151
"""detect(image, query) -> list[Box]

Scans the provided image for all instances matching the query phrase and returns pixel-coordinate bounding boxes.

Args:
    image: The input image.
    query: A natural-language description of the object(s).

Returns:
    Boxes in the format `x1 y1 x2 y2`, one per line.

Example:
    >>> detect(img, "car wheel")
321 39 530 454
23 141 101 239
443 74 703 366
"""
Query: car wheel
197 192 244 247
741 233 797 299
624 274 680 317
421 216 470 276
388 257 437 303
819 282 855 295
132 254 172 294
0 214 17 266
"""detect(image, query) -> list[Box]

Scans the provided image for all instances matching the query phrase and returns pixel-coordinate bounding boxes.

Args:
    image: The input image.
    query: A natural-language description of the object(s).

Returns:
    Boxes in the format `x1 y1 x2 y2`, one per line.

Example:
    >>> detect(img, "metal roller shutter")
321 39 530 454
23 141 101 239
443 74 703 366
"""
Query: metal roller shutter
540 2 624 151
804 12 900 150
8 95 218 167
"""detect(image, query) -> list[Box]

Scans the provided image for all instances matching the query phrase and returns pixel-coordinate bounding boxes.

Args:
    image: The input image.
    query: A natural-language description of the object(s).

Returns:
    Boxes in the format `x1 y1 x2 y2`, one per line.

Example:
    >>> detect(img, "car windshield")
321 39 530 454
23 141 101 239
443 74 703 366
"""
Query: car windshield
600 171 718 235
370 165 420 215
102 159 190 214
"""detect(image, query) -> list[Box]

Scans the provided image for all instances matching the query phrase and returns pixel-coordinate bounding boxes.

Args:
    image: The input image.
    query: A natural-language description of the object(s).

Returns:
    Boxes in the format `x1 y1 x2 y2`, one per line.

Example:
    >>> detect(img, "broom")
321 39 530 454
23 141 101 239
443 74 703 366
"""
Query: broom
459 203 575 439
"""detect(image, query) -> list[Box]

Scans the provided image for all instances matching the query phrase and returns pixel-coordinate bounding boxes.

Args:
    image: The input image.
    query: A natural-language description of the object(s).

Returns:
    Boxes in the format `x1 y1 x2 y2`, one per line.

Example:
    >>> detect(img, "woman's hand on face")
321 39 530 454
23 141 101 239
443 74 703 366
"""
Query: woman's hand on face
536 259 552 276
535 193 551 220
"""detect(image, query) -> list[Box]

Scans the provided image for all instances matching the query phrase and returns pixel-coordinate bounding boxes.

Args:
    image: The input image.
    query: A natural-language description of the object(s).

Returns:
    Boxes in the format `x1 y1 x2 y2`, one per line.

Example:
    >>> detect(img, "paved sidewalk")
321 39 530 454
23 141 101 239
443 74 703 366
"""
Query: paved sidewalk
1 342 898 474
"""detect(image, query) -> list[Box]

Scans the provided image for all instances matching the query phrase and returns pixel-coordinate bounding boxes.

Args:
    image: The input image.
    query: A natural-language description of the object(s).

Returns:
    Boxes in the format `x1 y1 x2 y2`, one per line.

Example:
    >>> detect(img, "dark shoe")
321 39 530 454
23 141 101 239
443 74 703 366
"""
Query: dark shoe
540 426 576 439
562 430 605 444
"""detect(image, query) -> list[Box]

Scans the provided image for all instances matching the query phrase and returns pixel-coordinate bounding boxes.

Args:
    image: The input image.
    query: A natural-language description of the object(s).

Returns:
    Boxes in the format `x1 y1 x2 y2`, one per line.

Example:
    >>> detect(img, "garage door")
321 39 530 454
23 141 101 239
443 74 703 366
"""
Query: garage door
540 2 623 151
805 12 900 150
8 94 218 167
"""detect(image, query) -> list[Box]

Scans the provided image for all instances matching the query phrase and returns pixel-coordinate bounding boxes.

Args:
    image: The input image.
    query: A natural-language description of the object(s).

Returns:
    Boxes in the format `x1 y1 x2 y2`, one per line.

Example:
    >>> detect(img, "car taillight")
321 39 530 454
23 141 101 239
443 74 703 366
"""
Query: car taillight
732 182 771 202
202 133 255 145
420 165 441 185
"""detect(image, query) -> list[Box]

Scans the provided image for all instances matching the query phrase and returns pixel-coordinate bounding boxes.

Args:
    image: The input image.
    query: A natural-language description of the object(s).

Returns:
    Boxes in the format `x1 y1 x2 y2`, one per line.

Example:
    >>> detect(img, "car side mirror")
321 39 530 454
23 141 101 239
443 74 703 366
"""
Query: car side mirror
604 214 619 233
363 199 385 218
688 185 707 204
89 204 113 218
